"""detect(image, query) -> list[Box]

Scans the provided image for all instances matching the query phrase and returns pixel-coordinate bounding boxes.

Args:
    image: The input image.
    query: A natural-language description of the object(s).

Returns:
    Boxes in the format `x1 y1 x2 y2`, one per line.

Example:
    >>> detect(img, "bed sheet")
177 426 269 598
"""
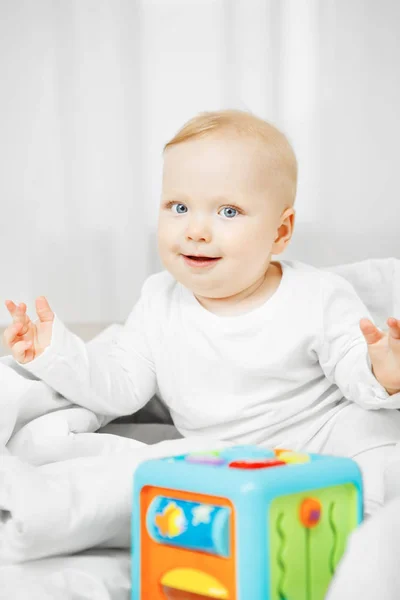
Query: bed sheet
0 548 130 600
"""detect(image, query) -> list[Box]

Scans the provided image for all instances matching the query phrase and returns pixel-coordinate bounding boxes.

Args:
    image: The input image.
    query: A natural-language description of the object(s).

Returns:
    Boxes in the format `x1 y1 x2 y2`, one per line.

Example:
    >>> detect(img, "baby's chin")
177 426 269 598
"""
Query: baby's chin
166 264 221 293
163 254 251 296
177 274 242 301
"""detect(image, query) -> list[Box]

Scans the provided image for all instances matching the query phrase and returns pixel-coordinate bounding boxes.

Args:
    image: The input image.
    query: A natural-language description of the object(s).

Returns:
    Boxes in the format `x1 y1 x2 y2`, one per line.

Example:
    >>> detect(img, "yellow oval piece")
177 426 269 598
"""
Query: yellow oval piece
161 568 229 599
279 452 310 464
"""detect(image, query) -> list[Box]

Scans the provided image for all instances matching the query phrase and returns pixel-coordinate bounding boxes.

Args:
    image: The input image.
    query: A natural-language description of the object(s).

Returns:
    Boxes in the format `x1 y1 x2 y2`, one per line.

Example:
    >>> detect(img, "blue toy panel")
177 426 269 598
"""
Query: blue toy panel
137 446 362 512
146 495 231 556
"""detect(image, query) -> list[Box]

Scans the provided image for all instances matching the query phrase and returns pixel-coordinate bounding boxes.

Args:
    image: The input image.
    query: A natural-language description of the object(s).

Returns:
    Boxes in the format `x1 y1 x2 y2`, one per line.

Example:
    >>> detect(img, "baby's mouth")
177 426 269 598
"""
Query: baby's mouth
182 254 222 267
185 256 220 261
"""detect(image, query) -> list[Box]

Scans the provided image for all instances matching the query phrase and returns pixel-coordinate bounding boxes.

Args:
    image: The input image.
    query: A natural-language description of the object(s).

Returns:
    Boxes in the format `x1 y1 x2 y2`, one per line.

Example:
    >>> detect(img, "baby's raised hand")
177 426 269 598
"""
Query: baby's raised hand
360 317 400 394
2 297 55 364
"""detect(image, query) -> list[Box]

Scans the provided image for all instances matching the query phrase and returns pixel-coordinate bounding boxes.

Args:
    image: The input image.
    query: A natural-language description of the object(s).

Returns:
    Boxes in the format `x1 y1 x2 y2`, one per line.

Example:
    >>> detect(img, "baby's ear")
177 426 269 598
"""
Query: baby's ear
273 209 295 248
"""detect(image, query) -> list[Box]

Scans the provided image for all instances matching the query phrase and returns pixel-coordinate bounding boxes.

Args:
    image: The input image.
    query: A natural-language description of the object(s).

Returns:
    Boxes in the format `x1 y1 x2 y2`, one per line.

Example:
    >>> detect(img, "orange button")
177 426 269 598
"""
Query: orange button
299 498 322 528
274 448 292 456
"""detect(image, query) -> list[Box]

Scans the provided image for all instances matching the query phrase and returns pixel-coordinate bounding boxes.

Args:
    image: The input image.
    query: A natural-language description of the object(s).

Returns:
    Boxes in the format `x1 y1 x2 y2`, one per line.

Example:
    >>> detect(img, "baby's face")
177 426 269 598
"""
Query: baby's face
157 134 286 299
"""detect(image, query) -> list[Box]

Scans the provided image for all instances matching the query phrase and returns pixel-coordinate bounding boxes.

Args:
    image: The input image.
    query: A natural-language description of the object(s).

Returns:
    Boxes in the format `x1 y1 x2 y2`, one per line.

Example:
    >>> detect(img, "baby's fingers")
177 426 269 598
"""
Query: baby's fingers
4 299 17 318
359 318 385 345
387 317 400 340
2 322 24 348
11 339 32 363
35 296 54 323
5 300 31 331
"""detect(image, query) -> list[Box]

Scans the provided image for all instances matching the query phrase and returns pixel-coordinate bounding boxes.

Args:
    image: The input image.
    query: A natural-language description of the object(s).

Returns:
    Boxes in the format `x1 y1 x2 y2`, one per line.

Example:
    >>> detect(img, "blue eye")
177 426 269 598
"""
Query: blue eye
171 203 188 214
220 207 238 219
166 202 240 218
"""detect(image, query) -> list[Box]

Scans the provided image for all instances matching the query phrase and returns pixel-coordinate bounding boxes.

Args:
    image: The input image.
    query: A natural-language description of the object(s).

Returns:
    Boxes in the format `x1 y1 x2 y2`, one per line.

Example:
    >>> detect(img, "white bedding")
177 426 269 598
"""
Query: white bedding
0 436 230 598
1 257 399 598
0 549 131 600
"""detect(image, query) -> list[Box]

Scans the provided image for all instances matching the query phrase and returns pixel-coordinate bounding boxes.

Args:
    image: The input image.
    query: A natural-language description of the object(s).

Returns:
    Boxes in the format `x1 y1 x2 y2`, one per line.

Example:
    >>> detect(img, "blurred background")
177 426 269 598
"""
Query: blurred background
1 0 399 327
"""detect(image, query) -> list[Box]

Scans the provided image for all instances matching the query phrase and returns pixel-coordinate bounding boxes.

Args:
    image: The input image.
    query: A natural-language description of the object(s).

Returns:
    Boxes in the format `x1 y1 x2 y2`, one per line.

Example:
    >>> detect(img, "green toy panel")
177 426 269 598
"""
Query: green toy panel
269 483 359 600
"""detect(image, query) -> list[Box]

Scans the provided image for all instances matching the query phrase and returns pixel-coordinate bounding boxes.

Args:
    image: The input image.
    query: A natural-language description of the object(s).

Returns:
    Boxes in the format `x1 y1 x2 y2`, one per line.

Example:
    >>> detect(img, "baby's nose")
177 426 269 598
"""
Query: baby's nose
185 219 212 242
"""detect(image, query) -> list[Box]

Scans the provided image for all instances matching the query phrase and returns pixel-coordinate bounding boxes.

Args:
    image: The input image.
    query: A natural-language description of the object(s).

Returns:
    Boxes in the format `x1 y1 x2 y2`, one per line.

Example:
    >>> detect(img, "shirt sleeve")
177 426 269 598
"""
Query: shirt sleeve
316 272 400 410
20 279 157 419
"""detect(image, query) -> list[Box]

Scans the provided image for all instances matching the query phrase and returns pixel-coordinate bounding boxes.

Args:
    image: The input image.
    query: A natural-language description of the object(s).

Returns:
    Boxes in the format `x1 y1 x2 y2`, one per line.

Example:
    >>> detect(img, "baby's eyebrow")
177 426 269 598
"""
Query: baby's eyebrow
161 193 190 203
210 195 247 209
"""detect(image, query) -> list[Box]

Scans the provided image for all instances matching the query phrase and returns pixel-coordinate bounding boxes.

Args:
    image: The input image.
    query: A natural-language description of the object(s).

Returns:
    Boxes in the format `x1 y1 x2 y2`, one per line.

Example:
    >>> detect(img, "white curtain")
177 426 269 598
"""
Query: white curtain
1 0 399 326
0 0 146 325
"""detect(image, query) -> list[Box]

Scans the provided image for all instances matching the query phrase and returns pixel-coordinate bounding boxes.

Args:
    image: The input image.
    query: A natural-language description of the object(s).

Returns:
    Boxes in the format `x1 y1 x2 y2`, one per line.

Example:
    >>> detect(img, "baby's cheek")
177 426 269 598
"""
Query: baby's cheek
169 240 182 253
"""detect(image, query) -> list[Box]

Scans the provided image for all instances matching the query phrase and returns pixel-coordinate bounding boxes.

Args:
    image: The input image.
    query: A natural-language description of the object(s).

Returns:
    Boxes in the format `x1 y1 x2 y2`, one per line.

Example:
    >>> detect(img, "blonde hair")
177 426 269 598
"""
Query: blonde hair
163 109 298 206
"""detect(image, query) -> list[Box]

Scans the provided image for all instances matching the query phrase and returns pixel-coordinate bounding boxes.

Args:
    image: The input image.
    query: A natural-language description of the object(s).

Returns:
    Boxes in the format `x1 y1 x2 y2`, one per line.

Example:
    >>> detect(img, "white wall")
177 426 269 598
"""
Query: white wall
1 0 399 326
0 0 149 326
141 0 400 273
283 0 400 266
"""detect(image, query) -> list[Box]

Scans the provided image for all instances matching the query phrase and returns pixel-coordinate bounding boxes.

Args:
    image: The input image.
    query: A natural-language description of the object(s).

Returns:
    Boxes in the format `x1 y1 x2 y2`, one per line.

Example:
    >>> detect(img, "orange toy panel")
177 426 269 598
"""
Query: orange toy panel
140 486 236 600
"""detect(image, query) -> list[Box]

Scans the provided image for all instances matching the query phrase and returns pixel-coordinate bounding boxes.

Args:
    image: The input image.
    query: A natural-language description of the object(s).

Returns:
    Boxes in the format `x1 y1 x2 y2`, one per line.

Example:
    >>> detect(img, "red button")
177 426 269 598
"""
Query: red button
229 458 286 470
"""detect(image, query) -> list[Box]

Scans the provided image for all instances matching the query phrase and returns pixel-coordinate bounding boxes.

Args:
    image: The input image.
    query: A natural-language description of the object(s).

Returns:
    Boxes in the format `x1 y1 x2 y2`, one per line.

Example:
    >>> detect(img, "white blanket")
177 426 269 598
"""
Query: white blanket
0 325 124 459
0 550 130 600
0 258 399 597
0 437 230 564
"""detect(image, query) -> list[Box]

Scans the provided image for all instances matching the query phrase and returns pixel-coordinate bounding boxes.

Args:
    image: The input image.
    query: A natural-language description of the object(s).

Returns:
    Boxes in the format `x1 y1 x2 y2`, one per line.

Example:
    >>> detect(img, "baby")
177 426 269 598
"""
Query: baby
3 109 400 516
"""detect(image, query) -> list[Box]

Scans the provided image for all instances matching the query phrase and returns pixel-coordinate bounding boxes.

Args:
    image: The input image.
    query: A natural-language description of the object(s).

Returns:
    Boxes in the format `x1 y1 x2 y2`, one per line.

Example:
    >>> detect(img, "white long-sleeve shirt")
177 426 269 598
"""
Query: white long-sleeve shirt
23 260 400 449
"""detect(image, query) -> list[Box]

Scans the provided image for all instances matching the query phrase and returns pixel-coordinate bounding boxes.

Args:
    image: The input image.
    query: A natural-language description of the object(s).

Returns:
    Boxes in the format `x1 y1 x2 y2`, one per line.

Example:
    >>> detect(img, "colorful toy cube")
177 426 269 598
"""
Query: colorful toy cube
131 445 363 600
